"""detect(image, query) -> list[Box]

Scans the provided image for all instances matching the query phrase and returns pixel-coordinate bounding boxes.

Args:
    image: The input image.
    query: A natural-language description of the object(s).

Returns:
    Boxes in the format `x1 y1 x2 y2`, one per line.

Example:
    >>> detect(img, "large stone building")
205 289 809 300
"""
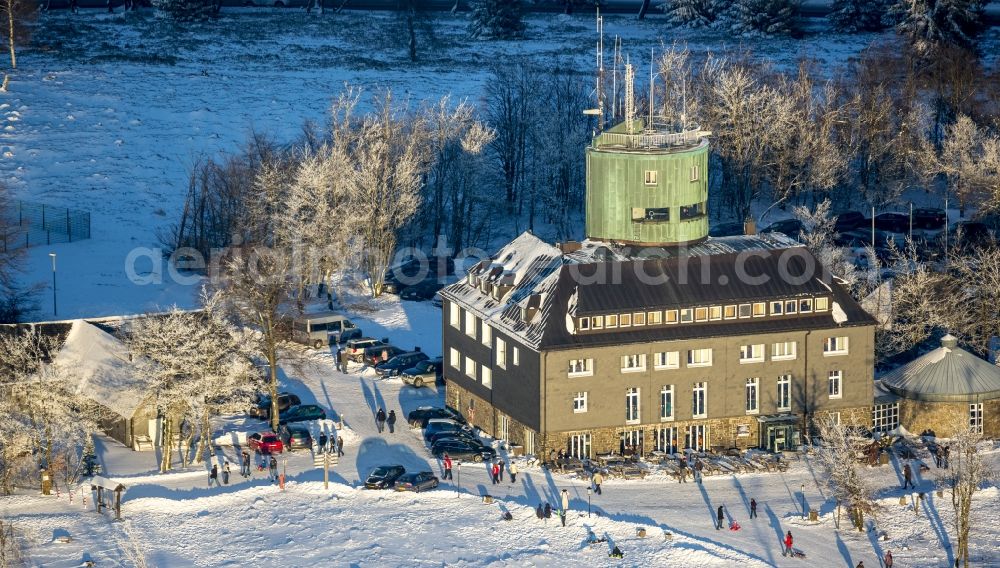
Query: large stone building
439 118 876 459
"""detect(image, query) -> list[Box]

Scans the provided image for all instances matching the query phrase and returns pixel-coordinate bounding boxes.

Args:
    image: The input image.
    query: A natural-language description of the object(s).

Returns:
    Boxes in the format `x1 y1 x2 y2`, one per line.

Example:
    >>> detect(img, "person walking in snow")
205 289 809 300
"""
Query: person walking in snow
497 459 505 482
491 461 500 485
269 456 278 481
943 446 950 468
241 450 251 478
783 530 794 557
560 489 570 527
386 410 397 434
535 503 544 520
375 408 386 433
222 461 231 485
678 457 688 483
902 462 914 489
544 502 552 520
442 453 453 480
592 471 603 495
695 458 704 484
716 505 725 530
336 436 344 457
509 461 518 483
750 498 758 519
884 550 893 567
209 464 219 487
334 346 343 372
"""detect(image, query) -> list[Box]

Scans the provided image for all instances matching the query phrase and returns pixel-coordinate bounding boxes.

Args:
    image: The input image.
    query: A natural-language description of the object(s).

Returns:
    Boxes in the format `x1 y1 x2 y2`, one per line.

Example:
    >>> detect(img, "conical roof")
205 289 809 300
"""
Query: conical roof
881 335 1000 403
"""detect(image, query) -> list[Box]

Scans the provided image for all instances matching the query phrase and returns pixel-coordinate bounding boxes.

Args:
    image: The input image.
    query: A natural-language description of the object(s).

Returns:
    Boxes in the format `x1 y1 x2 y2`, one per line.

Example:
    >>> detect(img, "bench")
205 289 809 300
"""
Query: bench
133 435 154 452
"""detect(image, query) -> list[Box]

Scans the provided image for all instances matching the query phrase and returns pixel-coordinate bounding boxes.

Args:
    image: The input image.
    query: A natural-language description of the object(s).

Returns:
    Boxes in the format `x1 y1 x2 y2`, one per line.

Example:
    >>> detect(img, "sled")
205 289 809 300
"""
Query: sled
791 548 806 559
729 522 741 531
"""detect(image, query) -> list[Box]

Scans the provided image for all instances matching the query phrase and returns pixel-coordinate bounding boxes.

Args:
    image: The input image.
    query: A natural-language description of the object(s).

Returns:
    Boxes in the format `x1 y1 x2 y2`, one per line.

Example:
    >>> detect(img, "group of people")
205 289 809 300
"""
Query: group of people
489 459 520 484
209 452 280 486
533 489 573 527
676 456 704 483
374 407 397 434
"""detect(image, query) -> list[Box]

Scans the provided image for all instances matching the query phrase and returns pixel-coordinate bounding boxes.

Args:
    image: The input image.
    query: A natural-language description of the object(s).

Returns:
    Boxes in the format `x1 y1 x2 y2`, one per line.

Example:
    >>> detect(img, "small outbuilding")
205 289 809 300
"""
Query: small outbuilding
880 335 1000 438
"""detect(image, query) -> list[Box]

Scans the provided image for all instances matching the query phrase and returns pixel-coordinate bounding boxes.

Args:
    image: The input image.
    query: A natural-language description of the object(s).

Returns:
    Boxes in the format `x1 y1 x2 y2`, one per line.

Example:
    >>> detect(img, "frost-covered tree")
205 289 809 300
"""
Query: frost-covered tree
921 114 1000 214
0 187 33 324
828 0 890 32
941 417 991 568
816 414 878 531
728 0 802 37
469 0 525 39
889 0 986 53
152 0 220 21
660 0 727 28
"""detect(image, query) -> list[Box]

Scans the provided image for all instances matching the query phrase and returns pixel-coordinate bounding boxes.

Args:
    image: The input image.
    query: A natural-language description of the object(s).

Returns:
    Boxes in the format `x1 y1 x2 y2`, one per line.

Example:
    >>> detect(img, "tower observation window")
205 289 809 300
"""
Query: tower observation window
680 203 704 220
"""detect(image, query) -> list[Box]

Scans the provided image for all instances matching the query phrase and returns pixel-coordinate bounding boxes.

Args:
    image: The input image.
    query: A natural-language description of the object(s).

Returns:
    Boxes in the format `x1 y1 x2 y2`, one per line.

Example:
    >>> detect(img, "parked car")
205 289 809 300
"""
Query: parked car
833 210 866 233
399 280 445 302
291 312 362 349
362 344 405 367
344 337 385 363
431 440 495 463
761 219 804 239
423 418 473 442
427 429 482 446
912 208 947 230
400 357 444 388
708 222 745 238
834 229 901 250
278 404 326 425
248 392 301 419
874 212 910 234
278 425 313 451
375 351 430 377
364 465 406 489
394 471 440 493
407 406 466 428
248 432 283 454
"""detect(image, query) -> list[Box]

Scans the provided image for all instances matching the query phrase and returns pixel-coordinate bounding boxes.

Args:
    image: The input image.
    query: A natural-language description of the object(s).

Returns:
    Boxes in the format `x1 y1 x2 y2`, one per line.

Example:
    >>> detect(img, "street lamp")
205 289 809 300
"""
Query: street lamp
48 253 57 317
456 461 462 498
587 487 592 517
801 483 806 519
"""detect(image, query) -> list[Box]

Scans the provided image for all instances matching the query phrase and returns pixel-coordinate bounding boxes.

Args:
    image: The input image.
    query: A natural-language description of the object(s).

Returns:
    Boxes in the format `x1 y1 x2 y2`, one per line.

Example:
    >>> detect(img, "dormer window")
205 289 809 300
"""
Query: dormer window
695 307 708 322
606 314 619 328
648 311 662 325
752 302 766 317
799 298 813 313
771 301 783 315
785 300 797 314
633 312 646 326
724 305 737 319
665 310 678 324
620 313 632 327
579 317 590 331
592 315 604 329
815 297 829 312
738 304 752 318
709 306 722 321
680 308 693 323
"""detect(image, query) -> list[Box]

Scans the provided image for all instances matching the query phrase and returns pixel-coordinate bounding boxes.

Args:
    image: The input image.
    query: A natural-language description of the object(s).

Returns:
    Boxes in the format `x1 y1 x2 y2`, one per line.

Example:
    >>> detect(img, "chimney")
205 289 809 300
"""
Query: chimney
743 218 756 236
558 241 582 254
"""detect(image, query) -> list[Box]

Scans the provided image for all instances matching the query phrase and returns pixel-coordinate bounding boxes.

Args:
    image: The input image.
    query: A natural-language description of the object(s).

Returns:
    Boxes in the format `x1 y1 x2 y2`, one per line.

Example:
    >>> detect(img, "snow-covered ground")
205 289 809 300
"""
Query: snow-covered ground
4 298 1000 567
8 10 997 321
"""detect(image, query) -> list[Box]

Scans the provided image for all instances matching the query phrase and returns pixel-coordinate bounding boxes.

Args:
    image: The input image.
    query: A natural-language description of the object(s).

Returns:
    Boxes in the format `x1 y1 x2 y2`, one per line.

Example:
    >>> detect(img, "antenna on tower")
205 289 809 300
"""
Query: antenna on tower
583 8 605 129
624 56 635 135
648 47 655 131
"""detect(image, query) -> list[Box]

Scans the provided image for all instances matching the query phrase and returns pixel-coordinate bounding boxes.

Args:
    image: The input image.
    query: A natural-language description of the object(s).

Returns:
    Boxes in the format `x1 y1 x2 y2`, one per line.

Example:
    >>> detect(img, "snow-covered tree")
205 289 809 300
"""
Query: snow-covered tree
0 187 33 323
469 0 525 39
152 0 220 21
828 0 890 32
921 114 1000 214
941 416 992 568
660 0 727 28
889 0 986 53
815 414 879 531
728 0 802 37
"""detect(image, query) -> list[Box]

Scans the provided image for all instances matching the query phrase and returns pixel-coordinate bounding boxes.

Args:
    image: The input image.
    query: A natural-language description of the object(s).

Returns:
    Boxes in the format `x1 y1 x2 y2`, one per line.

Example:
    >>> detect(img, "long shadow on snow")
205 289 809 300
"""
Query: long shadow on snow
696 475 719 530
733 475 778 566
923 492 954 566
763 504 788 552
353 436 432 487
835 530 855 567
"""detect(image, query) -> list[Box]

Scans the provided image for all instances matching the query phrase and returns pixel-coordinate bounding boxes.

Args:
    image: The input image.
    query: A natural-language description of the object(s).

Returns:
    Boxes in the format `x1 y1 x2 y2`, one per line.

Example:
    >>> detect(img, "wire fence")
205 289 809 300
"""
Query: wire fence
1 200 91 252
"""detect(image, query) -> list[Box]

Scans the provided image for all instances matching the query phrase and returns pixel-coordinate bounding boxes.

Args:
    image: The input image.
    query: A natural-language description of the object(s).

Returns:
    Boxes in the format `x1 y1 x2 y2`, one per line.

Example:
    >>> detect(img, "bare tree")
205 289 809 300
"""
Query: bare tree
922 114 1000 215
941 416 991 568
0 0 33 91
815 413 879 531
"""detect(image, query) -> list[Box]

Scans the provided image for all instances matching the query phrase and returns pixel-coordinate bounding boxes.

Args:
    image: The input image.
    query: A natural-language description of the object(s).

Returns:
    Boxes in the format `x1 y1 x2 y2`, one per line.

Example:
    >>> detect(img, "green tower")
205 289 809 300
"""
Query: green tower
585 119 710 246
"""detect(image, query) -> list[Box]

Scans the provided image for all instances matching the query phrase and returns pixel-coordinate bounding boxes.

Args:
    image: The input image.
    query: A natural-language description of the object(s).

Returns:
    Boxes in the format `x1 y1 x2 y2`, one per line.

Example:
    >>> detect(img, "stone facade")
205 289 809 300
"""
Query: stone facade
898 398 1000 438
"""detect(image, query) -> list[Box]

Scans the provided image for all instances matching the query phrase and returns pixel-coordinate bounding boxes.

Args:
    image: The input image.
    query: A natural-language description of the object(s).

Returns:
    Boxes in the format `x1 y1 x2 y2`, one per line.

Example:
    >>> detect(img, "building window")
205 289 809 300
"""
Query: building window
626 388 641 423
665 310 678 324
771 301 783 315
606 314 619 328
644 170 657 185
709 306 722 321
690 165 699 181
654 351 680 370
738 304 752 318
568 358 593 377
621 354 647 373
745 378 759 414
724 305 737 319
592 316 604 329
569 433 592 458
799 298 813 313
660 385 674 420
578 317 590 332
828 370 843 399
785 300 797 314
772 341 797 361
496 338 507 368
692 382 707 419
465 311 477 338
752 302 766 317
777 375 791 411
449 303 460 328
633 312 646 326
465 357 476 380
815 297 829 312
739 344 765 364
450 348 460 369
824 336 849 356
513 347 520 366
573 392 588 413
482 321 492 346
680 202 704 219
620 313 632 327
687 348 713 368
656 426 678 453
685 424 708 451
872 403 900 433
970 403 984 434
695 307 709 322
648 311 662 325
482 366 492 389
680 308 694 323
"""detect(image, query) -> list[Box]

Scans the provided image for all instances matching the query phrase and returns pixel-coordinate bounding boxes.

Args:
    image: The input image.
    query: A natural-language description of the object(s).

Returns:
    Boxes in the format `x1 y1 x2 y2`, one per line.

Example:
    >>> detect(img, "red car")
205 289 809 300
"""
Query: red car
248 432 283 454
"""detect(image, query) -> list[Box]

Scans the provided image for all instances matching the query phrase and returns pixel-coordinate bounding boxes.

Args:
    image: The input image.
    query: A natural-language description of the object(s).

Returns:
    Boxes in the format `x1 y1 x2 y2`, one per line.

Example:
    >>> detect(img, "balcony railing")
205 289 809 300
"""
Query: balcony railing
594 128 709 150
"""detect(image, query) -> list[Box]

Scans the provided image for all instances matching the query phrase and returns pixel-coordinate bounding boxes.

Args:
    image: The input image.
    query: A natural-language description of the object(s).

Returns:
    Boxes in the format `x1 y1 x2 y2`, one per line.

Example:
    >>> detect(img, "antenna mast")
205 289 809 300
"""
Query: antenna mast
648 48 654 130
624 57 635 134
